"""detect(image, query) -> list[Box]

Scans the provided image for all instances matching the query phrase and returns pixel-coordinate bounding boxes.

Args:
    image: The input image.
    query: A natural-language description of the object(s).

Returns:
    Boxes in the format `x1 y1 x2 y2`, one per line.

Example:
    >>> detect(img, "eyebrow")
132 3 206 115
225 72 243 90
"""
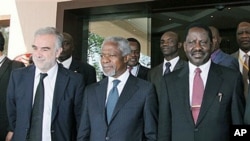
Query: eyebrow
32 45 51 50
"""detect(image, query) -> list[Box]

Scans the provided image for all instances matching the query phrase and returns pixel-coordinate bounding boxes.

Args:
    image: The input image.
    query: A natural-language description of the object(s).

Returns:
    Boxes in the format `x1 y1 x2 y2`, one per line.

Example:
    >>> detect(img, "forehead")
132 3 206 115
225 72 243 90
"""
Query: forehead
161 32 177 39
33 34 56 47
187 27 209 39
237 22 250 30
129 41 139 50
102 41 121 53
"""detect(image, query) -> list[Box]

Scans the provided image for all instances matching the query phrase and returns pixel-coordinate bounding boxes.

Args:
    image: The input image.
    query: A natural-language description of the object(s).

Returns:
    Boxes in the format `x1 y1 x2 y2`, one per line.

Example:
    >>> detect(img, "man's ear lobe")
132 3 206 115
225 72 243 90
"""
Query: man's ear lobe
124 55 130 63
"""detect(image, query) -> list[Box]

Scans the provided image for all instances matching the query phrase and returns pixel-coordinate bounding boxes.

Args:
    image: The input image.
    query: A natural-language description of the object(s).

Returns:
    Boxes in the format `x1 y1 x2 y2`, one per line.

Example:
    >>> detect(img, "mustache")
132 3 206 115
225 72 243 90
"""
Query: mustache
191 50 204 54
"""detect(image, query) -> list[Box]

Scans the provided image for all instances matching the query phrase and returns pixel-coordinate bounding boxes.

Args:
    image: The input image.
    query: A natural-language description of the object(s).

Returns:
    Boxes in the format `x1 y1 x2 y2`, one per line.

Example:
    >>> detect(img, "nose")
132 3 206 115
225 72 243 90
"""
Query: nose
241 31 250 38
194 41 202 50
101 55 110 64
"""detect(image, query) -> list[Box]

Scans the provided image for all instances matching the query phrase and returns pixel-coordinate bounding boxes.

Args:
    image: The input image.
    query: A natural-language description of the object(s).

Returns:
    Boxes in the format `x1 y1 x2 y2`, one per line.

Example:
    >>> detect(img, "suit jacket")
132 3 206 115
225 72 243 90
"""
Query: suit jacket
0 58 24 141
147 58 186 101
212 49 239 71
7 64 85 141
158 62 245 141
135 64 149 80
69 59 96 86
77 75 158 141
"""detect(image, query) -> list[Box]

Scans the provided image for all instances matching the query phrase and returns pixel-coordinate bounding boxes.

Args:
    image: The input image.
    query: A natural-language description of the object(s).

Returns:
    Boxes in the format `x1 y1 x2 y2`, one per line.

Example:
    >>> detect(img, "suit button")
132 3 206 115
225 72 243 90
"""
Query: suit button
194 128 198 132
51 130 55 133
105 136 110 140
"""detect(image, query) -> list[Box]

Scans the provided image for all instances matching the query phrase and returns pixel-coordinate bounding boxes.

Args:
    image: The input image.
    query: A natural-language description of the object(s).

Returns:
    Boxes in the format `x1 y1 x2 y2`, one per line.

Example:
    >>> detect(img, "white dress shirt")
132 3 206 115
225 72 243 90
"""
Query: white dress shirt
58 56 72 69
163 56 180 75
188 60 211 105
128 64 139 76
238 49 250 73
33 64 58 141
106 70 130 103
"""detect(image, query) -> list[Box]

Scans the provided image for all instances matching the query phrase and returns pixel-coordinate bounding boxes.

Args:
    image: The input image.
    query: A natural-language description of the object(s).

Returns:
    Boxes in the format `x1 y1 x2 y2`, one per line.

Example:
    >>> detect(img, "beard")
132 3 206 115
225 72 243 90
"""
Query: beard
102 64 116 77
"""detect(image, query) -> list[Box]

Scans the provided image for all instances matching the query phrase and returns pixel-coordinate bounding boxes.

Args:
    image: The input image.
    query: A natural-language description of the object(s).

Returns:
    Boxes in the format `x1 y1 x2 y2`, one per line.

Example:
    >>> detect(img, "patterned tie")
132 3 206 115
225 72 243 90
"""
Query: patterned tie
164 62 171 76
191 68 204 124
106 79 120 124
28 73 48 141
243 54 249 99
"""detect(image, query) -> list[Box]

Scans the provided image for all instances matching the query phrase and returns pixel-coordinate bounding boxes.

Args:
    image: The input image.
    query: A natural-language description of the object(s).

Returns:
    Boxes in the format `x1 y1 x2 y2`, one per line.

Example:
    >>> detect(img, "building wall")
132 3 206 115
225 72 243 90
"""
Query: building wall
0 0 70 59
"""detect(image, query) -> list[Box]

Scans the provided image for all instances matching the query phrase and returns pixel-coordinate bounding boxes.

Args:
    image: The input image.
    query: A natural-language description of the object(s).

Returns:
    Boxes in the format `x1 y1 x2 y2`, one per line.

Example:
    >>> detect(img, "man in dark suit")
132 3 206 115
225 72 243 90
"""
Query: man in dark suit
58 32 96 85
158 23 245 141
231 21 250 99
147 31 186 101
0 32 25 141
77 36 158 141
209 26 239 71
6 27 85 141
127 37 149 80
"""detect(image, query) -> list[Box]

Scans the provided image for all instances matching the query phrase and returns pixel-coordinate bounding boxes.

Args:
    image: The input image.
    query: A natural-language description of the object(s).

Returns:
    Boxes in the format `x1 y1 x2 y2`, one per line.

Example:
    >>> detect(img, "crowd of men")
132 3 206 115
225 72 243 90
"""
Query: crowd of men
0 20 250 141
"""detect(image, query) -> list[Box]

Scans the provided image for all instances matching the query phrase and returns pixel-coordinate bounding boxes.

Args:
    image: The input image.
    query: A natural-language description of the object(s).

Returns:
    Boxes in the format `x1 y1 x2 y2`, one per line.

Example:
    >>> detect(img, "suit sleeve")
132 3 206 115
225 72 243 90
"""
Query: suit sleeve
158 77 171 141
77 87 90 141
74 75 85 130
232 71 245 124
144 84 158 141
6 71 16 131
86 65 97 85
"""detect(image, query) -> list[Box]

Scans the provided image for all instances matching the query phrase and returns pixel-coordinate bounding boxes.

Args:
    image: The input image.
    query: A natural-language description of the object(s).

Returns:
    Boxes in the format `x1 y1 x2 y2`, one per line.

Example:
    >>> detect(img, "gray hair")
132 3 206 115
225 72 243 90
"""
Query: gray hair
34 27 63 50
101 36 131 56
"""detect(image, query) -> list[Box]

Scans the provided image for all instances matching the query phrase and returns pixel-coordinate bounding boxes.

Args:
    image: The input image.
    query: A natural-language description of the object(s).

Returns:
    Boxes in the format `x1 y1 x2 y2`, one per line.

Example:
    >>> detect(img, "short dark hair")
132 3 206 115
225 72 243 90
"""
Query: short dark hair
127 37 141 51
0 32 5 51
184 22 213 42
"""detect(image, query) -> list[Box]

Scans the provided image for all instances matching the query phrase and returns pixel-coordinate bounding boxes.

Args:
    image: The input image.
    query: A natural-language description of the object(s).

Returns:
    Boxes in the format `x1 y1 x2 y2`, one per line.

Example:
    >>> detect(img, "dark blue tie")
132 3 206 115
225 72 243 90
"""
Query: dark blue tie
106 79 120 124
164 62 171 76
28 73 47 141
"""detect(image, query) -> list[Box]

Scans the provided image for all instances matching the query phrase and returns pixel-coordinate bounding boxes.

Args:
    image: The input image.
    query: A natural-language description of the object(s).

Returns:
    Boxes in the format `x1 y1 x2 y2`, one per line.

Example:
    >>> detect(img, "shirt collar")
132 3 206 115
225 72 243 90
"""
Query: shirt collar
35 63 58 80
108 70 130 85
58 56 72 69
188 59 211 74
239 49 250 60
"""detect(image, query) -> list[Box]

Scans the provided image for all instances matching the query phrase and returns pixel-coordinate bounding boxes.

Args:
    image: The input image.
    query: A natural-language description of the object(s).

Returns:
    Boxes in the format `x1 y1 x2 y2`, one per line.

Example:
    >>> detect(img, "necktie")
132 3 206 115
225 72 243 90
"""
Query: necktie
128 66 133 73
191 68 204 124
28 73 48 141
243 54 249 99
106 79 120 124
164 62 171 76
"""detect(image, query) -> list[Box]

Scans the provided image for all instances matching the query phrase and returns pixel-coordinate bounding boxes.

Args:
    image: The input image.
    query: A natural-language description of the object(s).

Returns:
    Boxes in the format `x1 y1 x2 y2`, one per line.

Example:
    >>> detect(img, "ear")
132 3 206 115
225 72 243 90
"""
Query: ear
56 48 63 58
123 54 130 63
177 42 182 49
183 42 187 52
218 36 222 44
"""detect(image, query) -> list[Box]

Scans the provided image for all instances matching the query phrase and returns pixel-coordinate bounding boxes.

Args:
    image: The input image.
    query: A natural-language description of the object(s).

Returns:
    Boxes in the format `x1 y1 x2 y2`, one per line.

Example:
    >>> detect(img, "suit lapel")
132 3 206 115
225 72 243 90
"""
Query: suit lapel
95 78 109 123
176 65 195 125
196 63 223 125
109 75 138 124
0 58 11 80
69 59 80 72
22 66 36 127
51 66 69 122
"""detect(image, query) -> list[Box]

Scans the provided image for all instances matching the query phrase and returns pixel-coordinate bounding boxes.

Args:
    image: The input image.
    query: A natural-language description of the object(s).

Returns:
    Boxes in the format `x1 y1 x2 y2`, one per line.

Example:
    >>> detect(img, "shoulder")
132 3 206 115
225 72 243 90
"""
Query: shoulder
11 60 25 68
211 63 241 77
230 50 239 58
82 62 96 71
129 74 154 88
148 63 162 73
139 64 150 70
59 64 83 79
